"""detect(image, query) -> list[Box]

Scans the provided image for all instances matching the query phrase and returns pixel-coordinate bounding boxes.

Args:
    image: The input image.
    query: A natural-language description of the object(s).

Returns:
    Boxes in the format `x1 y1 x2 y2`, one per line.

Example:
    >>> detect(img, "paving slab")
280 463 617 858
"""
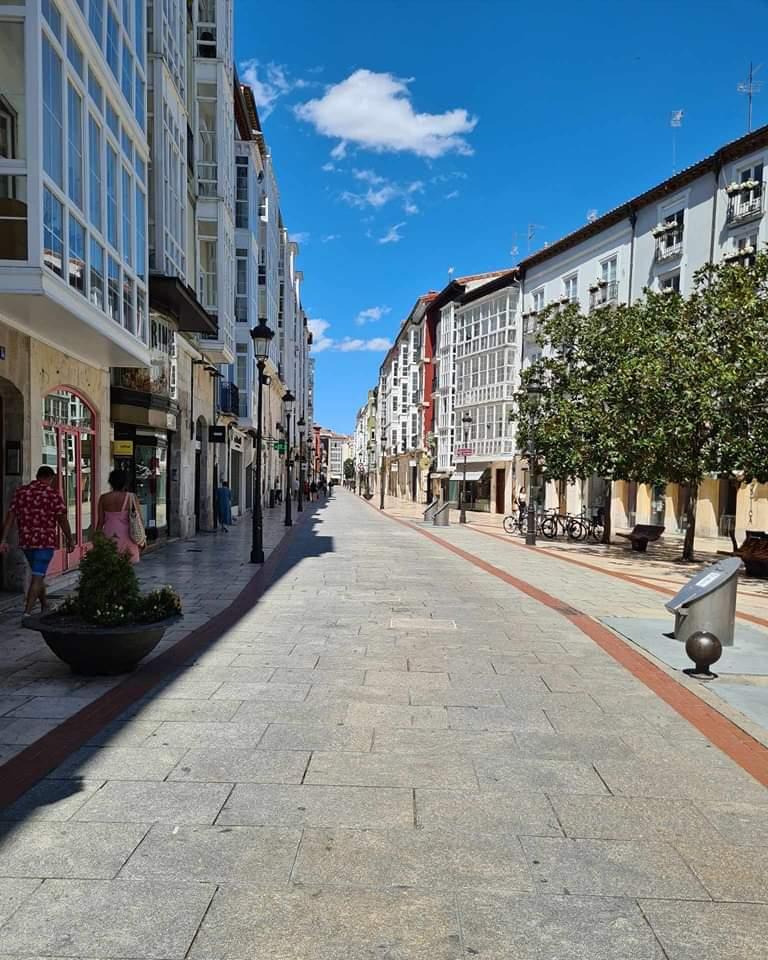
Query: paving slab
257 722 373 752
457 893 665 959
46 746 187 781
71 780 233 824
416 787 561 836
673 838 768 901
594 758 768 802
474 756 609 794
549 794 717 841
640 900 768 960
142 720 268 750
0 820 147 878
0 878 215 958
0 877 42 925
304 751 478 789
293 827 534 893
345 702 449 729
188 885 463 960
695 799 768 844
371 728 518 757
521 835 710 898
167 745 309 783
0 778 105 822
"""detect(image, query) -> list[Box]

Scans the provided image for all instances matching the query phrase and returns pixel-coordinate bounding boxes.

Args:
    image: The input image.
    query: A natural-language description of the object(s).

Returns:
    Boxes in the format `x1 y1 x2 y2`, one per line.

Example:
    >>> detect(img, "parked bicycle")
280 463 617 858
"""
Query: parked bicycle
539 511 587 541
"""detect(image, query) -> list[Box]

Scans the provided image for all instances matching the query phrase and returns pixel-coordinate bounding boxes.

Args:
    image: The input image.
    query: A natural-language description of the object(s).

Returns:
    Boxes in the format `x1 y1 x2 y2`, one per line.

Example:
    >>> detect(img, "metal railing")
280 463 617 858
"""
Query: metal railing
727 187 764 224
655 231 684 261
589 281 619 310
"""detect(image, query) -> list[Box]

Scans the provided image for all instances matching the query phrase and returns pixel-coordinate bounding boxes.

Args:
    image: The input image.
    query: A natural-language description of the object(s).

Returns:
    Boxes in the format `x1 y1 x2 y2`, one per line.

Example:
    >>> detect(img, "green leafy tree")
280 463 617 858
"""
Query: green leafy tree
515 253 768 560
343 458 356 480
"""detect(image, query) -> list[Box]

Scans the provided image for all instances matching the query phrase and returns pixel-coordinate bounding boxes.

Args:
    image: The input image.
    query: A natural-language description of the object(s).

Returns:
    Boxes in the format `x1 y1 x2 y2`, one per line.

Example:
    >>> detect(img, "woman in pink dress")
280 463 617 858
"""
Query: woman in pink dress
96 470 142 564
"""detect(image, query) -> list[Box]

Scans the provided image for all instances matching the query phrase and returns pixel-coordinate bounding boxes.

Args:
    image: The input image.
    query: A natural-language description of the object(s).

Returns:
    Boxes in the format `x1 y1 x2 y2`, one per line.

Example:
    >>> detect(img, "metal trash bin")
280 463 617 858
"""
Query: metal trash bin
664 556 742 648
434 502 451 527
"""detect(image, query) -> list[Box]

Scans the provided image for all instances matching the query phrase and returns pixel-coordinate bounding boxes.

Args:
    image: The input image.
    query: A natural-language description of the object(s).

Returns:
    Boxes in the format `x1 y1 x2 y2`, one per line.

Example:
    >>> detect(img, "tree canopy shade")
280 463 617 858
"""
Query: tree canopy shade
343 458 356 480
513 252 768 560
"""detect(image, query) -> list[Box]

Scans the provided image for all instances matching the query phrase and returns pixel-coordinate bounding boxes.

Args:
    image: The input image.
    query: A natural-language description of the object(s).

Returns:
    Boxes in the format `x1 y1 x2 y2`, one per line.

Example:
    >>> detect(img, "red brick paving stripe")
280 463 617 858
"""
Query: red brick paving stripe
467 522 768 631
371 503 768 789
0 510 311 808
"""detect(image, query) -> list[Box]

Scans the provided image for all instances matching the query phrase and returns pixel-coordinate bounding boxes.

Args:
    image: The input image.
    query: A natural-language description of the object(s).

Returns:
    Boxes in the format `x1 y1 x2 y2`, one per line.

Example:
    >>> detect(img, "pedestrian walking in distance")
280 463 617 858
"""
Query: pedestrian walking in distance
96 470 142 564
0 465 74 615
216 480 233 532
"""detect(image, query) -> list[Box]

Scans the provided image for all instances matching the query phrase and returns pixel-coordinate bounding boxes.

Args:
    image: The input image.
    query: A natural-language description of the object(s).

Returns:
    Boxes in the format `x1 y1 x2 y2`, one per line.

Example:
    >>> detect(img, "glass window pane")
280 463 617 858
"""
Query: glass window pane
106 144 118 247
66 31 83 77
122 165 132 266
68 214 86 295
121 43 133 107
43 187 63 276
89 238 104 310
80 433 93 543
42 0 62 39
105 100 119 138
89 0 104 47
107 255 120 322
106 5 119 78
67 83 83 208
136 287 146 341
0 174 28 260
0 22 25 161
88 68 103 112
42 37 63 186
134 0 144 66
135 184 145 280
135 74 145 129
88 115 102 230
122 273 134 333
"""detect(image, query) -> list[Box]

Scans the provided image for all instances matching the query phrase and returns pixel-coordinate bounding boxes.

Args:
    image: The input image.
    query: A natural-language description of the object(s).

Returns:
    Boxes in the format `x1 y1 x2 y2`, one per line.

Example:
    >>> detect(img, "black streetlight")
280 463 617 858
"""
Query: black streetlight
283 390 295 526
379 445 386 510
459 412 472 524
297 415 305 512
249 318 274 563
525 375 544 546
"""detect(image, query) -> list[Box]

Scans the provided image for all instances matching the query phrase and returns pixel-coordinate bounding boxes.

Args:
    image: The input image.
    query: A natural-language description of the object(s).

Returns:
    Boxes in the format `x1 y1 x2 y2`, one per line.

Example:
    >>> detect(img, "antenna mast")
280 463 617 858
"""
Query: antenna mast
670 110 683 174
737 63 762 133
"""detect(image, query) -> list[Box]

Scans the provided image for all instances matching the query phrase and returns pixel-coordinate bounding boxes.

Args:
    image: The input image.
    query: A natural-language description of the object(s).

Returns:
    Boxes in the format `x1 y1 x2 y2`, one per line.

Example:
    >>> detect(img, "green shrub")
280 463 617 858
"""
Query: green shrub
61 534 181 626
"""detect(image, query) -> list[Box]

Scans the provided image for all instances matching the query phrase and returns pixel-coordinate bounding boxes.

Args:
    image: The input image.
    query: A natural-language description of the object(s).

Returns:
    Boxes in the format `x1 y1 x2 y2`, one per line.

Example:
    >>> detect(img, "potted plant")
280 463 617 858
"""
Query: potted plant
25 534 182 675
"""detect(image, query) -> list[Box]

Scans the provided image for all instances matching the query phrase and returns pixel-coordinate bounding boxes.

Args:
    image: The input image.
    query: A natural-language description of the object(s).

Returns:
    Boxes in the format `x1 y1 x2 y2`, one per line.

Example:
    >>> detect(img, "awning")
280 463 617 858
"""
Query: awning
462 469 489 482
149 275 218 335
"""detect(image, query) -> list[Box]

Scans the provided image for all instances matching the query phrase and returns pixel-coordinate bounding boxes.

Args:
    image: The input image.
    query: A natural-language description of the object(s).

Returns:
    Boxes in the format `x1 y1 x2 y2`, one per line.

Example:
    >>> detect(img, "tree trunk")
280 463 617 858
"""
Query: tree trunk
601 480 612 544
682 483 699 561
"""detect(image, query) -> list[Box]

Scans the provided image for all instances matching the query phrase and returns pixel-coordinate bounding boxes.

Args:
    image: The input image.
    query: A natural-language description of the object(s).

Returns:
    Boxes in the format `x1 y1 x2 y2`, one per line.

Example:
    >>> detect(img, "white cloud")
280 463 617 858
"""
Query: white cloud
407 180 424 193
295 69 477 158
321 162 336 172
308 319 333 353
309 317 391 354
378 222 406 244
338 337 392 352
445 190 460 200
322 234 341 242
353 168 386 185
289 231 310 244
341 185 398 209
403 199 419 216
239 60 307 119
354 305 391 326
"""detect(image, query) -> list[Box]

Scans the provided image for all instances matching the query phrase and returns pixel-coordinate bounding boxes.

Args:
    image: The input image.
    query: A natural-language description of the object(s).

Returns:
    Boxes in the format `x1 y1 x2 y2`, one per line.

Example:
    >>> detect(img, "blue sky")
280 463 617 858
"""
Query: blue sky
234 0 768 434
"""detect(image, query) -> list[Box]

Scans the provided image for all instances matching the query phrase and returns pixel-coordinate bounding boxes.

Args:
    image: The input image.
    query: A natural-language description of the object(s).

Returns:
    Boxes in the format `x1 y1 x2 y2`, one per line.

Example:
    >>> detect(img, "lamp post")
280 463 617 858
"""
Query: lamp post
525 375 543 546
283 390 295 526
459 412 472 524
297 416 305 512
249 318 274 564
379 446 386 510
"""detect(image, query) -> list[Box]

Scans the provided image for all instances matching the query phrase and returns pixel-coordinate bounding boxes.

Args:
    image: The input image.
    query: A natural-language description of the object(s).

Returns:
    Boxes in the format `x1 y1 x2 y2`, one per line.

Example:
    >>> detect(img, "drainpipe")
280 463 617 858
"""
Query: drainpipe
709 160 722 267
626 206 638 305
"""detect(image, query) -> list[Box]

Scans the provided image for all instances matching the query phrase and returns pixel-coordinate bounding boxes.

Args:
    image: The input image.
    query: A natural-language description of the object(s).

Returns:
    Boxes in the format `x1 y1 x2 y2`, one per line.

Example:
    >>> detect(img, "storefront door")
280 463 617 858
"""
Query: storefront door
42 389 95 575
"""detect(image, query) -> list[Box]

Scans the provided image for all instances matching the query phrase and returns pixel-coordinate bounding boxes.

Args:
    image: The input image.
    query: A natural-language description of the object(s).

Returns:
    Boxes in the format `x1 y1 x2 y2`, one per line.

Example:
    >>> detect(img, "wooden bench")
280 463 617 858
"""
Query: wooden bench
616 524 665 553
732 531 768 578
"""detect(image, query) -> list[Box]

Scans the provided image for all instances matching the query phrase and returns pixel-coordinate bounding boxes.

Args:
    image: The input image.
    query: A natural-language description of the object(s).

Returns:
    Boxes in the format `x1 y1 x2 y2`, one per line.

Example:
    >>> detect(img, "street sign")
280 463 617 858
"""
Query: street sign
273 440 287 453
456 447 473 457
208 425 226 443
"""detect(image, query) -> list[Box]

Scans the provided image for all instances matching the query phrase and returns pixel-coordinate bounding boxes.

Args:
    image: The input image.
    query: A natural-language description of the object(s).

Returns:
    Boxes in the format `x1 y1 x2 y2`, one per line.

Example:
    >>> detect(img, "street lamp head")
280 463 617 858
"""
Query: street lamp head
250 318 274 362
526 373 544 406
298 416 306 427
283 389 295 408
461 413 472 426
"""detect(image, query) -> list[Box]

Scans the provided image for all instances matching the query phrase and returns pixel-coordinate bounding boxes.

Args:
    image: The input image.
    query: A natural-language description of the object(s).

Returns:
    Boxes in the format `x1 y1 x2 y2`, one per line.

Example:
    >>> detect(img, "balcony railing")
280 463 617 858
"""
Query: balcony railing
589 281 619 310
655 229 684 261
727 186 764 225
219 380 240 416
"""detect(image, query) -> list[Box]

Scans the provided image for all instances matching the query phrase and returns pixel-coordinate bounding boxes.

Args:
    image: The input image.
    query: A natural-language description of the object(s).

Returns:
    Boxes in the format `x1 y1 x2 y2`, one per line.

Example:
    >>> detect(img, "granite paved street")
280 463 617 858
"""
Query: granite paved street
1 492 768 959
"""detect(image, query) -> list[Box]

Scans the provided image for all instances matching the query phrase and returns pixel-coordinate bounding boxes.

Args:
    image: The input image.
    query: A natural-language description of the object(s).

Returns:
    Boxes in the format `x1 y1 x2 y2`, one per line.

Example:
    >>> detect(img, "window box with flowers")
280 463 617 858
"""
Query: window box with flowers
726 180 760 195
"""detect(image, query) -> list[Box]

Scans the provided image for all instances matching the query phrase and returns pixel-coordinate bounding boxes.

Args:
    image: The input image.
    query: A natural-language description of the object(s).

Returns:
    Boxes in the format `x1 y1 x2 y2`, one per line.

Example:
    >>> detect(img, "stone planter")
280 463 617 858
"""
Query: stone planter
24 613 182 676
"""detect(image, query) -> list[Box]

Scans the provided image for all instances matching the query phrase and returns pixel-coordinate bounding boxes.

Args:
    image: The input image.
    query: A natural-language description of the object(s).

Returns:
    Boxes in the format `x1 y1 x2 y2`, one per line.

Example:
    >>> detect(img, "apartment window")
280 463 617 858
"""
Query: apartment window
235 157 248 228
89 0 104 46
67 84 83 209
121 41 133 107
198 222 217 309
0 23 24 162
68 215 86 295
107 255 120 321
197 0 216 57
42 37 63 186
0 175 28 260
120 126 133 165
655 208 684 259
134 0 144 66
135 74 145 130
122 274 134 333
89 238 104 310
563 275 578 302
66 32 84 77
43 188 64 277
235 248 247 321
137 288 146 341
197 87 217 196
88 116 102 230
88 69 103 112
42 0 62 39
105 101 119 139
121 166 132 266
106 145 118 247
106 5 119 78
660 272 680 294
601 257 617 283
532 288 544 313
135 185 146 281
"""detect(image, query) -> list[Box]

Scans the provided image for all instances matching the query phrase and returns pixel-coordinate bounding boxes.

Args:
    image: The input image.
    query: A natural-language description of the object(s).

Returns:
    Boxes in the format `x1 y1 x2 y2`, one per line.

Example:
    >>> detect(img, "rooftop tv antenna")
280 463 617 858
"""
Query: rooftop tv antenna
738 63 762 133
527 224 545 252
447 266 455 283
670 109 684 173
586 209 598 223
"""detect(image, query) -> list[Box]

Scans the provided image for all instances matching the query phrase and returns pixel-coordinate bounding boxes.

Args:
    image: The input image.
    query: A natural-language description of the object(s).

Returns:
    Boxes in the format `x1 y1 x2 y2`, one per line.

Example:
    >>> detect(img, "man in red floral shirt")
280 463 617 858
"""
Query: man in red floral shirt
0 466 74 615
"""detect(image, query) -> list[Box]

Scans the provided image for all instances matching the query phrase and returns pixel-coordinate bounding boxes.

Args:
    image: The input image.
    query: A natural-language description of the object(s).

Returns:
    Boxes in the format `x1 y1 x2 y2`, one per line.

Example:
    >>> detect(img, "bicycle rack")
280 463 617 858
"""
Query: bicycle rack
423 500 440 523
433 502 451 526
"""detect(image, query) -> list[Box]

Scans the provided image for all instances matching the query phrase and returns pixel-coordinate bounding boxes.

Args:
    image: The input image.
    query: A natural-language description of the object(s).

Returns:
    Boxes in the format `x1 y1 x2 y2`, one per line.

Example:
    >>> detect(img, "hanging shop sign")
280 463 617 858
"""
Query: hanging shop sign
112 440 134 456
208 425 226 443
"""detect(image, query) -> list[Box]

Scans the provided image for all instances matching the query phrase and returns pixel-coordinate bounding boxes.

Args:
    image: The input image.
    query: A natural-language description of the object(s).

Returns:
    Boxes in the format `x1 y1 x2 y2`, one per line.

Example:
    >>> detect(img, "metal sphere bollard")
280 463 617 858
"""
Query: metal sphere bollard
684 630 722 680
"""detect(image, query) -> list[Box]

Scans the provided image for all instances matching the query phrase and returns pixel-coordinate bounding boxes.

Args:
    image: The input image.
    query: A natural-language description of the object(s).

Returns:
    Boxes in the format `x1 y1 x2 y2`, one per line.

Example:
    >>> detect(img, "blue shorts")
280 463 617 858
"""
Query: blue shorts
23 548 54 577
